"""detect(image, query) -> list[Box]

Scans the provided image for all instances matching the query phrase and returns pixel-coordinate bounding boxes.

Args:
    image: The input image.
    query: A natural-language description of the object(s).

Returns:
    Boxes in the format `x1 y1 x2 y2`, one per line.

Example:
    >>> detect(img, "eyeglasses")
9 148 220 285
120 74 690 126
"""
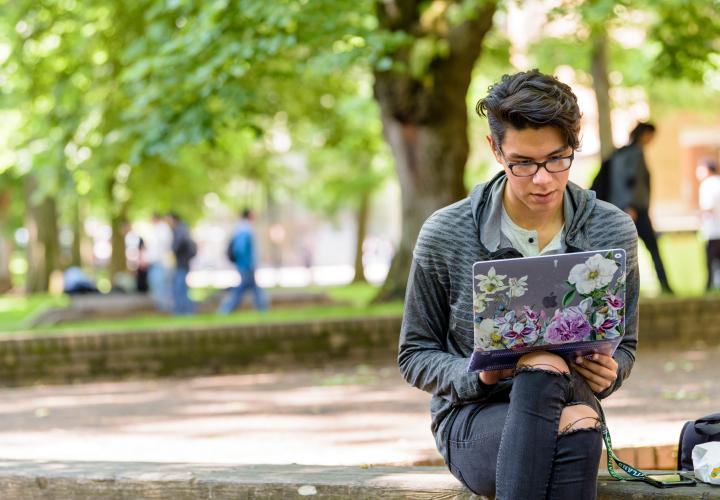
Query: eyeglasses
498 147 574 177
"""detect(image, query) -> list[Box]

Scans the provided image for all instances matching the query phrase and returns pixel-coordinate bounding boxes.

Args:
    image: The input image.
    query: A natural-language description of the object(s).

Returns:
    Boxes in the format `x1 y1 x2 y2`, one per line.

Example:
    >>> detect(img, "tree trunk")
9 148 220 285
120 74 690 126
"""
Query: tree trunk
0 236 12 293
70 198 83 268
24 176 60 293
107 179 129 279
372 1 497 302
352 192 370 284
110 210 128 279
590 29 614 160
0 190 12 293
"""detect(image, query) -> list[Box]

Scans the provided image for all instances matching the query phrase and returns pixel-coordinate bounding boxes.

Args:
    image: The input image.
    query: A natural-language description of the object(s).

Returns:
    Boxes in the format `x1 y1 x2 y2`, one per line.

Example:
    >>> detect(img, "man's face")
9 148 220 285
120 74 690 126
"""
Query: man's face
489 125 572 219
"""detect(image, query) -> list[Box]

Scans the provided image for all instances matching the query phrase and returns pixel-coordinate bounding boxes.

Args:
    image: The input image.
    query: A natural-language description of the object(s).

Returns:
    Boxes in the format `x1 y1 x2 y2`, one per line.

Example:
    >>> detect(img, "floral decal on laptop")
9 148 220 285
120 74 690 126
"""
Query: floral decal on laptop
474 253 624 351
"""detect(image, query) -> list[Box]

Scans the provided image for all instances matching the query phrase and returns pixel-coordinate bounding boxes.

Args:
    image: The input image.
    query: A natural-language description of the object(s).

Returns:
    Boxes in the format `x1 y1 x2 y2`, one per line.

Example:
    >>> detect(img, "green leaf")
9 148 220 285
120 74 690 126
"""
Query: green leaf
562 290 575 307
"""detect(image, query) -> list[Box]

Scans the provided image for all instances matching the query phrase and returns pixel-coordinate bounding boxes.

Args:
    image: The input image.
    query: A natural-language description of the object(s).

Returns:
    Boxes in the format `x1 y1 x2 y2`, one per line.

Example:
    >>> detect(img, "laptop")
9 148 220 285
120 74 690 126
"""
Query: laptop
467 249 626 372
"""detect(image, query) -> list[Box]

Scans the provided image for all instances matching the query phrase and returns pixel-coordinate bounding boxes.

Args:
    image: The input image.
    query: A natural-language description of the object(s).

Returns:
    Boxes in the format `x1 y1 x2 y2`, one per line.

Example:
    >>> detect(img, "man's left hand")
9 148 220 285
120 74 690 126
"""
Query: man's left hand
574 353 618 393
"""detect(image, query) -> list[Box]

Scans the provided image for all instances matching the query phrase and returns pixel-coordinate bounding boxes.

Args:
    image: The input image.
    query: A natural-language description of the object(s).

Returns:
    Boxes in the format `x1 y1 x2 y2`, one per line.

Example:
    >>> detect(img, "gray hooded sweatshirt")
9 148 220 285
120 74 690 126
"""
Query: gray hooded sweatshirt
398 172 639 460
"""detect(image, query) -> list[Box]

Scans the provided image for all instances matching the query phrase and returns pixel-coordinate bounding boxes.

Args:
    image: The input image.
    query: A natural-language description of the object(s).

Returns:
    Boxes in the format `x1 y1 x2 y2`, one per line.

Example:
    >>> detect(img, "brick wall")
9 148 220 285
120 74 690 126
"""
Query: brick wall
1 296 719 387
639 296 720 346
0 316 402 387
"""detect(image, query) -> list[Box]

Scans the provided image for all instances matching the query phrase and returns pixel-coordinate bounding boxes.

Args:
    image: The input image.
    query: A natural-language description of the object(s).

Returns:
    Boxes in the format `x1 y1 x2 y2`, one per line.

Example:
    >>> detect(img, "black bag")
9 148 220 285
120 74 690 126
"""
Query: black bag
590 155 614 202
187 237 198 259
226 236 237 263
677 412 720 471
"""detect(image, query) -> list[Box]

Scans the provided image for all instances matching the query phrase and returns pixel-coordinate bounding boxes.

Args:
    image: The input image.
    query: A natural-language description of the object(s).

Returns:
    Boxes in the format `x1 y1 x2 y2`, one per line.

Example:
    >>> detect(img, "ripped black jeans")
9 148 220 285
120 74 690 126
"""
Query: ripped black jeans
446 367 603 499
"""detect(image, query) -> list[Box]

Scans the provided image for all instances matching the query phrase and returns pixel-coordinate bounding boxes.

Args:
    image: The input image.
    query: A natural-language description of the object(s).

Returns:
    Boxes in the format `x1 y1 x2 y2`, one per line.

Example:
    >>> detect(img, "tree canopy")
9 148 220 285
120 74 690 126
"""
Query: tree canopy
1 0 718 294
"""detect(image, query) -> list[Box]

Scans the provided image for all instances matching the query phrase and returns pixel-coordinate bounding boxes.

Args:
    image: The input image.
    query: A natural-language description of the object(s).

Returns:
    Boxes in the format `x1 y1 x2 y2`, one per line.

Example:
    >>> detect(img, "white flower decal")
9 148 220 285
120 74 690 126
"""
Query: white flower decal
568 254 618 294
475 266 507 294
473 293 488 314
474 318 496 349
507 276 528 298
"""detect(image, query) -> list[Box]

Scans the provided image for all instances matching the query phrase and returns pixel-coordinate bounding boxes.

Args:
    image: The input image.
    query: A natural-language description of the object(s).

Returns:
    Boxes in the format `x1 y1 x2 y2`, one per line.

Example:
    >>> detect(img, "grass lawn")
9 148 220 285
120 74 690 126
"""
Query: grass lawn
645 232 707 297
0 294 69 332
0 283 403 336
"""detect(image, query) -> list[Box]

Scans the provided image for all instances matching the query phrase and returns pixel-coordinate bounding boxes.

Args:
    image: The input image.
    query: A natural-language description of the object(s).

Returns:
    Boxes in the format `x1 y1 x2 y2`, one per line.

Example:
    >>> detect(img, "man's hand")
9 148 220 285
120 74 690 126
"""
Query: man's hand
574 353 618 393
479 368 514 385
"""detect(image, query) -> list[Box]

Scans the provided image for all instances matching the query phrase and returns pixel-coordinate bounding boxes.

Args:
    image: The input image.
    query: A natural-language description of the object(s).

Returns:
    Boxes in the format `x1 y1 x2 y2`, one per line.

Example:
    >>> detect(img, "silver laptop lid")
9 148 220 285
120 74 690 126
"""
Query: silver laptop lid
472 249 626 352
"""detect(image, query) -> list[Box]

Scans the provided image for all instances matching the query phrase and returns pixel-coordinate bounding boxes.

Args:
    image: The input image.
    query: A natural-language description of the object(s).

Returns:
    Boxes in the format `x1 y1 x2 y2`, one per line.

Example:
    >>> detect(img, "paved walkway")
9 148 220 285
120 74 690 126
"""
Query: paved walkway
0 346 717 466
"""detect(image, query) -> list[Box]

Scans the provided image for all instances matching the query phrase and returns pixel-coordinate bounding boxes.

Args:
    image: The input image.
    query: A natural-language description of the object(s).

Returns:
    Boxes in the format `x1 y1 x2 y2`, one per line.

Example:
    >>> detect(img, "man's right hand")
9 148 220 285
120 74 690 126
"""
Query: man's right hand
479 368 514 385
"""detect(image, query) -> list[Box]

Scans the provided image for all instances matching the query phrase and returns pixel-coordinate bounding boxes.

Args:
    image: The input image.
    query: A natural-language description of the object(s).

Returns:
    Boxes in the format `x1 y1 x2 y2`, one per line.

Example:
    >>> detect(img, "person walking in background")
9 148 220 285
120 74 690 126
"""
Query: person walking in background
169 212 197 315
699 160 720 290
218 208 268 313
136 236 149 293
146 212 174 311
608 122 673 294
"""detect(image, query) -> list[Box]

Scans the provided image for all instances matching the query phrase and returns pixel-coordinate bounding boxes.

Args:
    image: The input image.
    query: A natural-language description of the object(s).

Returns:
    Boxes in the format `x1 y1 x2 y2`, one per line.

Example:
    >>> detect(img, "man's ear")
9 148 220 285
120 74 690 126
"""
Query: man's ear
487 135 502 164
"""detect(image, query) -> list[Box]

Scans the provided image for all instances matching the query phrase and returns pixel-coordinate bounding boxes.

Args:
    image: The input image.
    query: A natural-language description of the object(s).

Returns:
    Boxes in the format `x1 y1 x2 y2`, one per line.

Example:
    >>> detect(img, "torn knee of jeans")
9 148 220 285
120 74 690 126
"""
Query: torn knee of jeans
514 364 570 378
558 416 602 436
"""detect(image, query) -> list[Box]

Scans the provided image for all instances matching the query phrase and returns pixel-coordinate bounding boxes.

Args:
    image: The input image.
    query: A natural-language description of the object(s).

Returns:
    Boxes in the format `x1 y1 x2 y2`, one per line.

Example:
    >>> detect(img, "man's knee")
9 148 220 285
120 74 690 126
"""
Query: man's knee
558 404 600 435
516 351 569 374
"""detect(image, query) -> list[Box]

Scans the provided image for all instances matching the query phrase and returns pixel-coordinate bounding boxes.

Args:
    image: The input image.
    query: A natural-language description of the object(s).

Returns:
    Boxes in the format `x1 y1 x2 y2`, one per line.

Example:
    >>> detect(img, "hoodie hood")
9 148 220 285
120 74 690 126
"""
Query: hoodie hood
470 171 597 253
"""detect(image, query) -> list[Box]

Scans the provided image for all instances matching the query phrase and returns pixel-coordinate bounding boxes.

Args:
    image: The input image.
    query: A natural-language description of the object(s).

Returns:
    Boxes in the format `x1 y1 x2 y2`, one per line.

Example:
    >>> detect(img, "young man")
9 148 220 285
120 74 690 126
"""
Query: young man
398 70 639 499
146 212 174 312
699 160 720 290
168 212 196 315
218 209 268 313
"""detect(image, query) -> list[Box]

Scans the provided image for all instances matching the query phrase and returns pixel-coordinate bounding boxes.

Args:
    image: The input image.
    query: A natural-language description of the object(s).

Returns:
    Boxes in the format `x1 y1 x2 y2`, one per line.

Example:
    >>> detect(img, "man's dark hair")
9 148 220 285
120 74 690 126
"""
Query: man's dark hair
476 69 582 151
167 212 181 222
707 160 718 174
241 208 252 219
629 122 656 144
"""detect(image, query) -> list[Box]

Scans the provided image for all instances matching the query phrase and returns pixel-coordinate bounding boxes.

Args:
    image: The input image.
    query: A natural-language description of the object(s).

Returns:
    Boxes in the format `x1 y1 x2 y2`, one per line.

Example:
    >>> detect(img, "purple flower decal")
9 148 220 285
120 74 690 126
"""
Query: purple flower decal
603 292 624 310
523 306 546 325
598 316 620 331
502 321 538 349
593 310 622 339
545 306 592 344
523 306 539 322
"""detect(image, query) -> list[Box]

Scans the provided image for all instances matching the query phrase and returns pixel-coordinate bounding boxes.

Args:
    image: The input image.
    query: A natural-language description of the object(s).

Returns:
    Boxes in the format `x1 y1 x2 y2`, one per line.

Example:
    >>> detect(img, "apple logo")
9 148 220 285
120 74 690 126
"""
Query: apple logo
542 292 558 309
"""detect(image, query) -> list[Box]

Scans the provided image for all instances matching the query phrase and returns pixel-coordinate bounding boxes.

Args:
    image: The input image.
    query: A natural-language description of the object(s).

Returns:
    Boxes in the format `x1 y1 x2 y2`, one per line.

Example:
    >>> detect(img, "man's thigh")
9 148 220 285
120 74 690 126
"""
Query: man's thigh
447 401 508 496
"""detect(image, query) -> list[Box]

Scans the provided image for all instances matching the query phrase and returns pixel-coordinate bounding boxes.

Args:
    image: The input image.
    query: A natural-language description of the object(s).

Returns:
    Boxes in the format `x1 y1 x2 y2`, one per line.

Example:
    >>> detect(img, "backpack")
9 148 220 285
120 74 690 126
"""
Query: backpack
226 231 251 265
590 154 614 202
186 237 197 259
677 412 720 471
226 237 237 263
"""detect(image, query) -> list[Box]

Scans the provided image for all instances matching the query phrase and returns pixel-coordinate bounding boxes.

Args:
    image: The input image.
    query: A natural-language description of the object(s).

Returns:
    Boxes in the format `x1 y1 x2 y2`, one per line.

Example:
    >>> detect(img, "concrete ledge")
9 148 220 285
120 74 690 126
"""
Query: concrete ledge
0 461 716 499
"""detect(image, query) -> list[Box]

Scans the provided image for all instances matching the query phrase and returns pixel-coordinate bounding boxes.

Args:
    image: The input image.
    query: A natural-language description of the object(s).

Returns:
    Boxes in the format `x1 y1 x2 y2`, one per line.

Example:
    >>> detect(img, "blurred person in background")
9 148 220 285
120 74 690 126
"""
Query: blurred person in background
699 159 720 290
136 236 149 293
146 212 174 311
62 266 99 295
218 208 268 313
168 212 197 315
608 122 673 294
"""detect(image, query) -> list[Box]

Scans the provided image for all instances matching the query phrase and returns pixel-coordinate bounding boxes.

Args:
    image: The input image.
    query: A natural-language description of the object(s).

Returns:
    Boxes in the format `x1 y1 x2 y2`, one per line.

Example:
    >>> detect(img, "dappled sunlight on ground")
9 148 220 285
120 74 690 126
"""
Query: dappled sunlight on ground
0 347 717 465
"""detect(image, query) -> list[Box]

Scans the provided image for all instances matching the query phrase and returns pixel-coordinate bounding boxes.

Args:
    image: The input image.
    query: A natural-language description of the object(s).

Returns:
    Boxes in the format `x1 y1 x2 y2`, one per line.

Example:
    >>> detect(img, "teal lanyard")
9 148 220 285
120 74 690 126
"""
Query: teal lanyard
596 399 648 481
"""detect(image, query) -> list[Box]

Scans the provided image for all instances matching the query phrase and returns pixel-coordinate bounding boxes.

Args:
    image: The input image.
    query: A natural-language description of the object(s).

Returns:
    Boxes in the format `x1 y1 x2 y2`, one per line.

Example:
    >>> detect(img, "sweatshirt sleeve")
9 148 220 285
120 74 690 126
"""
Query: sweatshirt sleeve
596 215 639 399
398 257 495 405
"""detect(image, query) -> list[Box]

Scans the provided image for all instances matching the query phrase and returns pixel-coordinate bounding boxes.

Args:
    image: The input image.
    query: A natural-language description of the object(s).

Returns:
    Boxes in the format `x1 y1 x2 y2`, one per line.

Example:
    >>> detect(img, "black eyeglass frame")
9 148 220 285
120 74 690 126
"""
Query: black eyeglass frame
497 146 575 177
